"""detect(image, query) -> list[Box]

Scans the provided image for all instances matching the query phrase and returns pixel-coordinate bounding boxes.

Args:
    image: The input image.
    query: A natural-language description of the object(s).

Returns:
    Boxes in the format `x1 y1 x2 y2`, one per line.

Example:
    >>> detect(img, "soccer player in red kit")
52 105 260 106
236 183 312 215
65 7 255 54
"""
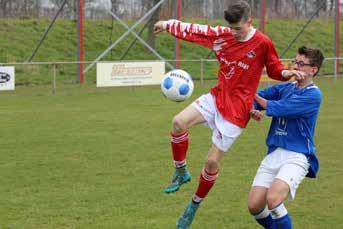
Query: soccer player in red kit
154 1 302 228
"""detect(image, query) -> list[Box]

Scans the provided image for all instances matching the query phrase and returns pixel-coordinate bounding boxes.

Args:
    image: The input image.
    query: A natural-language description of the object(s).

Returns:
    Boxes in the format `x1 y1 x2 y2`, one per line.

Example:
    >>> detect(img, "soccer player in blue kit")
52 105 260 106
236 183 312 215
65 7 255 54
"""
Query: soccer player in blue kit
248 46 324 229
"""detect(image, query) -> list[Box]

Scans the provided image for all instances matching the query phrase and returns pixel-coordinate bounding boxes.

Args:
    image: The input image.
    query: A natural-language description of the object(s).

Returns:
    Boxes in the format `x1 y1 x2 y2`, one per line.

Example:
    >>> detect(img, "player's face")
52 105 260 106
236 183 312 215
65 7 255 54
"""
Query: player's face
292 54 318 77
228 18 252 41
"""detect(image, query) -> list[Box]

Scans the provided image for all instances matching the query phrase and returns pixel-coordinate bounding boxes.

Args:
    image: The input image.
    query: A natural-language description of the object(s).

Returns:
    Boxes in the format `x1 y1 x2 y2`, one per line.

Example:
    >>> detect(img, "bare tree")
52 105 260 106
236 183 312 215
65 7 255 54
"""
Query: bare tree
0 0 10 17
329 0 334 16
319 0 327 11
146 0 161 50
290 0 300 17
274 0 280 15
68 0 78 20
111 0 124 17
0 0 337 19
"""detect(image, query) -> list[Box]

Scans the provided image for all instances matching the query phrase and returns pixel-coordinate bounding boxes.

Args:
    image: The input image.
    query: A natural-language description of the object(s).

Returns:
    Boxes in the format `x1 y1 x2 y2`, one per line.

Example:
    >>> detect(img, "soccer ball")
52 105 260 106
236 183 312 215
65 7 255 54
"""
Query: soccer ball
161 69 194 102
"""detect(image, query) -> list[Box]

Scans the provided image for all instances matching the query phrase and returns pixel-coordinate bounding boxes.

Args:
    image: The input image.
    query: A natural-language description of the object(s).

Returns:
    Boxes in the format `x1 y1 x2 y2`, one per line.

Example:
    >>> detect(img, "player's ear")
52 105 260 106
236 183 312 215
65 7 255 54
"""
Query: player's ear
312 66 319 77
247 17 252 25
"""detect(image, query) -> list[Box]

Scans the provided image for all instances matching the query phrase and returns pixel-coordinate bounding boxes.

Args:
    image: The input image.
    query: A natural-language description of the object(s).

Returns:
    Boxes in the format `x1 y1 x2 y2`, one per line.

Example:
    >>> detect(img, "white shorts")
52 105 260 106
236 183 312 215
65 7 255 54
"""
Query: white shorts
191 93 242 152
252 147 310 200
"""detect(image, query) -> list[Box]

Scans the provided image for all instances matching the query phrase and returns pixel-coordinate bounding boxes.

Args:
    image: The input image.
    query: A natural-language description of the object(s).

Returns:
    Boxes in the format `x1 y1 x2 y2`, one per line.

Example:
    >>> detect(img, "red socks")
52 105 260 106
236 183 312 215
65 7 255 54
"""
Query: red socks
171 131 189 168
171 132 219 204
193 168 219 203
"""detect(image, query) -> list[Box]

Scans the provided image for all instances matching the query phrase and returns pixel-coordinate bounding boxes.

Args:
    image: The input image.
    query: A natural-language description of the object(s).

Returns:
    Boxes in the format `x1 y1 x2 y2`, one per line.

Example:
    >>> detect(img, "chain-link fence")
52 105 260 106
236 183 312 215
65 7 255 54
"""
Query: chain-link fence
0 57 341 95
0 0 341 88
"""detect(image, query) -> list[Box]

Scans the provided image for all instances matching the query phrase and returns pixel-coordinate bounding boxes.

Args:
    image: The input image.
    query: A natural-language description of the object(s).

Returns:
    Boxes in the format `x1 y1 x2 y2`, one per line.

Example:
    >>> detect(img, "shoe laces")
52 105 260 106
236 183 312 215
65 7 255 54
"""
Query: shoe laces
172 172 186 183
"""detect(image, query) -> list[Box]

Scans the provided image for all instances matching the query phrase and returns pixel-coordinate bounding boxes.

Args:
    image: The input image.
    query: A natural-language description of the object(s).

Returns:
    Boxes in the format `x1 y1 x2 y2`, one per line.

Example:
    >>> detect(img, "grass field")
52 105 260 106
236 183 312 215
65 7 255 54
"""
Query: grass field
1 77 342 228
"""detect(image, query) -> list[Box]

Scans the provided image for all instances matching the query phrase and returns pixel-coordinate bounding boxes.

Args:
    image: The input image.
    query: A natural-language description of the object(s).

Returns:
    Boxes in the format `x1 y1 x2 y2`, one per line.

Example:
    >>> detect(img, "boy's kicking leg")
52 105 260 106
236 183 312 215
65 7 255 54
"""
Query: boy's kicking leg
164 105 205 193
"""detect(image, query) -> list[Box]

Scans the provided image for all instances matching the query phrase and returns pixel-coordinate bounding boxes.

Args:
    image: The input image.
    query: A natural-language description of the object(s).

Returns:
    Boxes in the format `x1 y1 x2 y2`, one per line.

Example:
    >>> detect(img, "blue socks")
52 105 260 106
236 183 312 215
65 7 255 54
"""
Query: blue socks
254 203 292 229
272 214 292 229
254 207 274 229
257 214 274 228
270 203 292 229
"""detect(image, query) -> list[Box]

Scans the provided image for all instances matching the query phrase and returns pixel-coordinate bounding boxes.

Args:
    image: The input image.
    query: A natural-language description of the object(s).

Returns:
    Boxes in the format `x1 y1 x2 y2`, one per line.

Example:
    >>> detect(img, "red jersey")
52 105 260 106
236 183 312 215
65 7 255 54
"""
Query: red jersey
164 20 287 128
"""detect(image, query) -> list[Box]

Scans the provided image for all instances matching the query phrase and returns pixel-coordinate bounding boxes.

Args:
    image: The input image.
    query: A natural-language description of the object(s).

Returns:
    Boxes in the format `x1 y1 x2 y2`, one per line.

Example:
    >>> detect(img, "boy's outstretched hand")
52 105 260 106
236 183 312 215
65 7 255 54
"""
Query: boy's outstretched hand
282 69 306 81
154 21 165 34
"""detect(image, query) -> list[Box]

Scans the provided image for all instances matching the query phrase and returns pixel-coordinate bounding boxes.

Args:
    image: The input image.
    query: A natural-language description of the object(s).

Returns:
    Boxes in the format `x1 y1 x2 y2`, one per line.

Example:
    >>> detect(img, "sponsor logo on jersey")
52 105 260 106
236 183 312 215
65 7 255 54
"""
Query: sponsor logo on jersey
219 57 237 79
219 57 236 66
246 50 256 58
275 130 288 136
238 61 250 70
275 118 288 136
220 66 235 80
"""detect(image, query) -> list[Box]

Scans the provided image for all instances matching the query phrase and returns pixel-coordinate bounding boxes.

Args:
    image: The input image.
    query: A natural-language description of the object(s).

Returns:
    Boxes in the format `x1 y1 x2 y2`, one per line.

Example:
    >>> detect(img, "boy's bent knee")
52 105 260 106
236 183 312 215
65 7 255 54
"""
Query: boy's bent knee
172 116 187 133
205 159 219 173
248 200 265 215
266 191 283 209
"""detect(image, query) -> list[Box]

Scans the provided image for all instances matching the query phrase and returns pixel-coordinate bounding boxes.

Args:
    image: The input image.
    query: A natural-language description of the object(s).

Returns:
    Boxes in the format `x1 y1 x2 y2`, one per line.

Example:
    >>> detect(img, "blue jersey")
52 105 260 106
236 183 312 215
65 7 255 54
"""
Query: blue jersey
255 81 322 178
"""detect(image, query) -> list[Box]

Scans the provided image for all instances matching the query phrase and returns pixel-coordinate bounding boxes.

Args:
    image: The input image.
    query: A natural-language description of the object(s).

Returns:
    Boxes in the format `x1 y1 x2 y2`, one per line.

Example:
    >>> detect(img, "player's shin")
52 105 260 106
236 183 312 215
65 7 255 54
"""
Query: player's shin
171 131 189 170
164 131 191 193
253 207 274 229
192 168 219 203
270 203 292 229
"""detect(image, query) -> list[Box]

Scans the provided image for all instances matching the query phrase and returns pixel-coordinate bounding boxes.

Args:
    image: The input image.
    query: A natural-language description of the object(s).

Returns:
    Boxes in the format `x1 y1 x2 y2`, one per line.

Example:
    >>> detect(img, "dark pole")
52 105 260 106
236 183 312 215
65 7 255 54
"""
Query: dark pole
120 17 153 60
27 0 67 62
280 1 326 58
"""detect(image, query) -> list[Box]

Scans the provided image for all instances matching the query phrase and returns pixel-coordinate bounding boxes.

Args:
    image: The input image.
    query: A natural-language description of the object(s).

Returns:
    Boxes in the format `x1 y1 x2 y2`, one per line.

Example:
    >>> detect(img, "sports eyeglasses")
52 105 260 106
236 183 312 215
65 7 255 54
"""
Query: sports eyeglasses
292 60 314 67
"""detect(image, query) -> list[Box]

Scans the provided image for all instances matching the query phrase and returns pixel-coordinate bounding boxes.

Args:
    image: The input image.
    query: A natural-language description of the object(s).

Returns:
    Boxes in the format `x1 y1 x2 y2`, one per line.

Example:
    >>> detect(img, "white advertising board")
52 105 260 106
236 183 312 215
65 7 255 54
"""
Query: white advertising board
97 61 165 87
0 66 15 91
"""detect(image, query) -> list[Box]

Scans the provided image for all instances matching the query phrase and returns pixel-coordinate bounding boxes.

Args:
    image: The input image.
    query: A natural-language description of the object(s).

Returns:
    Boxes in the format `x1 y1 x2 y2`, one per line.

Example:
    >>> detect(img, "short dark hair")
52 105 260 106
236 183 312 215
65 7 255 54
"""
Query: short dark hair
298 46 324 76
224 1 251 24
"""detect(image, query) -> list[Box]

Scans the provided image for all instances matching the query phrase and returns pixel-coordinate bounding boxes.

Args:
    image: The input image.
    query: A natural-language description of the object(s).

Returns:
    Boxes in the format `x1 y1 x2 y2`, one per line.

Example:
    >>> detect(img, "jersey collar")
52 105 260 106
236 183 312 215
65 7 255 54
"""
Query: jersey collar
239 27 256 42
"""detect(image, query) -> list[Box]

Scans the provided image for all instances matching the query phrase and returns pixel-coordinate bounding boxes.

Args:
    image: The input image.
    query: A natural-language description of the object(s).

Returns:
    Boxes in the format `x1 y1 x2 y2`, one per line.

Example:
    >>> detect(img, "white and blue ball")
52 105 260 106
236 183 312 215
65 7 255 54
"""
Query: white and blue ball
161 69 194 102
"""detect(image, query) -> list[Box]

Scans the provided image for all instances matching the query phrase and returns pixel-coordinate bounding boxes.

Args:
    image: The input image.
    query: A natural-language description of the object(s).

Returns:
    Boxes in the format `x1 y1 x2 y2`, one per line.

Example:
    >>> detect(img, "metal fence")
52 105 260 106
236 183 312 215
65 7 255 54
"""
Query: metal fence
1 57 341 94
1 1 341 83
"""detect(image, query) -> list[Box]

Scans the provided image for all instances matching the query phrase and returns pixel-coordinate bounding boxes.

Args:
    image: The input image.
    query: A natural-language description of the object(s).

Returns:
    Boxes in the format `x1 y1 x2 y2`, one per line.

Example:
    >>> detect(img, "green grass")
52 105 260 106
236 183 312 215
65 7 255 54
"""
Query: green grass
0 77 342 228
0 18 342 85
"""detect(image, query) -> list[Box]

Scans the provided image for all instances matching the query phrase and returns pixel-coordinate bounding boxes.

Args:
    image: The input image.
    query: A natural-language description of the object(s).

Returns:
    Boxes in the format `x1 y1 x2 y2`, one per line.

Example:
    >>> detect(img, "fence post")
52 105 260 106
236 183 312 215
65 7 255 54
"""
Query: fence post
200 58 204 85
334 0 340 80
52 63 57 95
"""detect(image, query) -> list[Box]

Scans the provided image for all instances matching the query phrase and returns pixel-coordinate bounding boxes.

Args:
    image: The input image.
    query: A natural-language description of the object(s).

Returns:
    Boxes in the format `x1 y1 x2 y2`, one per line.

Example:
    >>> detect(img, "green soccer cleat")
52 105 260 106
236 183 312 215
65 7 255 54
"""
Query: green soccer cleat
164 170 191 193
176 201 200 229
